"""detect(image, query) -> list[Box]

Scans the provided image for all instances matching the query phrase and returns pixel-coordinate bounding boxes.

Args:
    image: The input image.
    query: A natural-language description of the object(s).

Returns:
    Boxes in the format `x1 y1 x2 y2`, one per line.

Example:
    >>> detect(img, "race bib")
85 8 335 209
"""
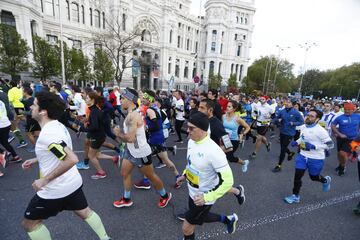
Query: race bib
186 166 200 188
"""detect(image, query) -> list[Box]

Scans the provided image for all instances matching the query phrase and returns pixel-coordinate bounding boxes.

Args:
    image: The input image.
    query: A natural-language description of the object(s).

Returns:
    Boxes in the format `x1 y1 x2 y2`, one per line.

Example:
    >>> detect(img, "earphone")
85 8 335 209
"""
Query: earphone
39 112 46 115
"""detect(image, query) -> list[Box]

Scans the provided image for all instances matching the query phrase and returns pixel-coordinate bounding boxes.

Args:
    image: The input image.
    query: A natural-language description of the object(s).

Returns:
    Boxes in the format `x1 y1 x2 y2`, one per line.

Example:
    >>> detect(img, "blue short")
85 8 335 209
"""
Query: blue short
295 154 324 176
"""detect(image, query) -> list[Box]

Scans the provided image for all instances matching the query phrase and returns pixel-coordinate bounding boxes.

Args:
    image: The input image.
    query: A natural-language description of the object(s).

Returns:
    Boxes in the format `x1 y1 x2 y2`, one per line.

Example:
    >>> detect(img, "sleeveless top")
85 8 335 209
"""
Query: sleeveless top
223 114 239 141
124 109 152 158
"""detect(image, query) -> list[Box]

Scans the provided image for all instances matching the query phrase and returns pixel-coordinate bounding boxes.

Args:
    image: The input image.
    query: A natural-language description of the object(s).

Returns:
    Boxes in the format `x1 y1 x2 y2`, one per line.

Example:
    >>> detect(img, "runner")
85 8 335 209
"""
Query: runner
319 101 336 135
176 112 238 239
21 91 111 240
284 109 333 204
173 90 187 143
272 99 304 172
331 102 360 176
112 88 172 208
249 96 274 159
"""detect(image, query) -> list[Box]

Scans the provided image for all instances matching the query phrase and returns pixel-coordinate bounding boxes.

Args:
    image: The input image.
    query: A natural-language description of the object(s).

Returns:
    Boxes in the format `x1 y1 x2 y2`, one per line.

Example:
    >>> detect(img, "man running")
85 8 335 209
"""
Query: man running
272 99 304 172
112 88 172 208
250 96 274 159
21 92 111 240
284 109 333 204
331 102 360 176
176 112 238 240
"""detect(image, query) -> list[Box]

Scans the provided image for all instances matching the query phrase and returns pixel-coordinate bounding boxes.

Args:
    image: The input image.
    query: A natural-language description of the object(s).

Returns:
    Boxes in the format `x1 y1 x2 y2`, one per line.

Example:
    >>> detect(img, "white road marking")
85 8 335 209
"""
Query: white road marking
197 190 360 239
73 147 188 154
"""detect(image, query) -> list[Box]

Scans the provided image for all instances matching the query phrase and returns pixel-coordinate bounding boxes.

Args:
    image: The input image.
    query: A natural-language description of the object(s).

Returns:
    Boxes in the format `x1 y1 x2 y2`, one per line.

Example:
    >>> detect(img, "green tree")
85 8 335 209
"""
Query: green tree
93 48 115 83
32 36 60 81
208 73 222 90
0 24 30 80
227 74 239 93
71 49 91 84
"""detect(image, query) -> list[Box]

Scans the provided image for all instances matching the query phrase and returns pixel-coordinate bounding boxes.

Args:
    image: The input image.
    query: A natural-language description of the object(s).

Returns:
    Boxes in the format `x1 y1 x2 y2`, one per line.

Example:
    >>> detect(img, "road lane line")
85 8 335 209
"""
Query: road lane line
197 190 360 239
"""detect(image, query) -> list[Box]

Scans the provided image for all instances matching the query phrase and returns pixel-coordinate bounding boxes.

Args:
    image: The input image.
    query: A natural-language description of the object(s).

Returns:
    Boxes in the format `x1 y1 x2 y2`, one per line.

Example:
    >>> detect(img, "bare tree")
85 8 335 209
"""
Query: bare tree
92 12 141 84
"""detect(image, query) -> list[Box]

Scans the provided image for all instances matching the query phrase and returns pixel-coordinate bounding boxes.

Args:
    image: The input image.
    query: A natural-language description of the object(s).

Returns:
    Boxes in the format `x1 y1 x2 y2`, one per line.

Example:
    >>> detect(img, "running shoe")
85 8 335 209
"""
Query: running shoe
0 151 7 168
249 152 257 160
8 136 15 143
241 160 250 173
287 152 295 161
322 176 331 192
175 140 183 144
16 141 28 149
8 156 22 163
76 161 89 170
272 165 282 173
134 179 151 189
226 213 238 234
91 172 107 180
158 192 172 208
172 145 177 156
337 166 346 176
177 213 186 221
155 163 167 169
284 194 300 204
113 197 134 208
235 185 245 205
353 202 360 215
266 142 271 152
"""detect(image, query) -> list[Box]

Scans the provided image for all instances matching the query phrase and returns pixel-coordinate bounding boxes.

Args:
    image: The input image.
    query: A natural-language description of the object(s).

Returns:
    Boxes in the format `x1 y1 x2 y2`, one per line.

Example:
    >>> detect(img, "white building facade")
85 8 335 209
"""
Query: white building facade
0 0 255 91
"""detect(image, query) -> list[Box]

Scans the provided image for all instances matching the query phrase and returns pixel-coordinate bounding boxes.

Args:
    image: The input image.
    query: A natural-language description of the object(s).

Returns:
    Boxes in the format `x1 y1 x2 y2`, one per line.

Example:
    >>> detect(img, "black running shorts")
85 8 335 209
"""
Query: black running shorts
257 126 269 136
185 197 212 225
336 137 352 154
89 137 105 149
24 186 88 220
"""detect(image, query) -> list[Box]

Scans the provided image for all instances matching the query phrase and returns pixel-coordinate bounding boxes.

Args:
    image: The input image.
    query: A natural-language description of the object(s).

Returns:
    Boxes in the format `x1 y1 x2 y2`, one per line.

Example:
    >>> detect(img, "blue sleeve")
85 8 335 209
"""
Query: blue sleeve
331 115 340 125
293 111 304 126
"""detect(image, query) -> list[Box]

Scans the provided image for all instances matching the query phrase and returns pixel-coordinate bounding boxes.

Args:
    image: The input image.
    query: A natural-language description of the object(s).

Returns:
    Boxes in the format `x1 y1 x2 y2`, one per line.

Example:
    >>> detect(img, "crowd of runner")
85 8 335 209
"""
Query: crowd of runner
0 78 359 240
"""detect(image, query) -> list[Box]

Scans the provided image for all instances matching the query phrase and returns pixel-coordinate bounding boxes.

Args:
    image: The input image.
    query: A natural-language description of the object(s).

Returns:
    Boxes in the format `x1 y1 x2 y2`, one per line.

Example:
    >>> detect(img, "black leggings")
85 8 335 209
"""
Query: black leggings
0 126 17 157
226 140 240 163
292 168 327 195
175 119 186 141
278 134 293 165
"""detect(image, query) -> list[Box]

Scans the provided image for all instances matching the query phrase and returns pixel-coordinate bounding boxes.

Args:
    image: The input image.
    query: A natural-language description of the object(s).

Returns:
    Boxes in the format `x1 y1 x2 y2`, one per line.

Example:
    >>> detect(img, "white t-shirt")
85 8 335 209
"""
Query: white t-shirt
319 112 336 134
115 91 121 106
254 103 274 126
175 98 185 121
69 92 86 116
185 136 231 205
0 100 11 128
297 124 332 159
36 120 82 199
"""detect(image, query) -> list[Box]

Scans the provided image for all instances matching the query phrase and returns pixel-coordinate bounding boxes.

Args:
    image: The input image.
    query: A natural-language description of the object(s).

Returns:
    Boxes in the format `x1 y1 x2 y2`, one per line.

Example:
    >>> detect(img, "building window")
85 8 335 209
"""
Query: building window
188 26 191 32
46 34 58 44
169 30 172 43
175 59 180 77
243 34 246 40
81 5 85 24
141 30 151 42
184 61 189 78
71 3 79 22
44 0 55 16
204 43 207 53
220 44 223 54
89 8 93 26
94 10 100 28
235 64 239 76
196 29 199 35
239 65 244 81
218 62 222 75
192 62 196 78
0 11 16 27
122 13 126 31
237 45 241 56
212 30 217 41
179 4 182 9
66 1 70 20
94 43 102 49
72 39 82 49
209 61 215 75
235 34 237 40
231 64 234 74
240 17 243 24
245 18 248 24
178 22 181 28
177 36 181 48
211 42 216 52
102 12 105 29
168 57 172 74
236 16 239 23
186 39 190 51
39 0 44 13
195 41 198 53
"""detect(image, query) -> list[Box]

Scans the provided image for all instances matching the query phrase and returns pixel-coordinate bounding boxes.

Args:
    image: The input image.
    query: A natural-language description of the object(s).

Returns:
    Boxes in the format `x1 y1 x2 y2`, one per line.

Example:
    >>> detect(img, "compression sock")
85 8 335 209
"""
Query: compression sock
85 211 110 240
28 224 52 240
124 190 131 200
14 129 25 143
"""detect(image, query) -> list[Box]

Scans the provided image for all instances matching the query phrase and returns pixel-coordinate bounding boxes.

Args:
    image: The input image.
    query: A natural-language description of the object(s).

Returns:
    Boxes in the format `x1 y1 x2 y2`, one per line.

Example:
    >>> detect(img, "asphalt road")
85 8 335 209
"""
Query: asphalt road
1 128 359 240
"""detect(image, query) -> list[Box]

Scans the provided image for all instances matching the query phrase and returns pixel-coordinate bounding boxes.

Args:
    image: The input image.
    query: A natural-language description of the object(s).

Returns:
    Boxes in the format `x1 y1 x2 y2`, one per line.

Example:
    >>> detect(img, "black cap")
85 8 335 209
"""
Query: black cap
189 112 209 132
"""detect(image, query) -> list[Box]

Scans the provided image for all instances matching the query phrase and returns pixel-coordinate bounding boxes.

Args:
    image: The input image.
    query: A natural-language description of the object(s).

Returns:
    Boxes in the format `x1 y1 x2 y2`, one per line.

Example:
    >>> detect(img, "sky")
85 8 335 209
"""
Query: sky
190 0 360 75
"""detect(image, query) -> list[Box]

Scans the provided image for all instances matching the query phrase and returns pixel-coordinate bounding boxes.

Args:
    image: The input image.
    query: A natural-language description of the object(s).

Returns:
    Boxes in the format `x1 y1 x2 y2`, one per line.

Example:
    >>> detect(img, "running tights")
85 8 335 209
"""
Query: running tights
292 169 327 195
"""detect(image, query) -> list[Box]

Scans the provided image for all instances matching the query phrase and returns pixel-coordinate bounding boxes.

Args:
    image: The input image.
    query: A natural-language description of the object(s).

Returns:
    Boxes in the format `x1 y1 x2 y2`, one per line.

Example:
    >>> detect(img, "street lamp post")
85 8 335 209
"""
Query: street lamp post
273 45 290 92
298 42 317 95
262 58 269 93
58 0 66 85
